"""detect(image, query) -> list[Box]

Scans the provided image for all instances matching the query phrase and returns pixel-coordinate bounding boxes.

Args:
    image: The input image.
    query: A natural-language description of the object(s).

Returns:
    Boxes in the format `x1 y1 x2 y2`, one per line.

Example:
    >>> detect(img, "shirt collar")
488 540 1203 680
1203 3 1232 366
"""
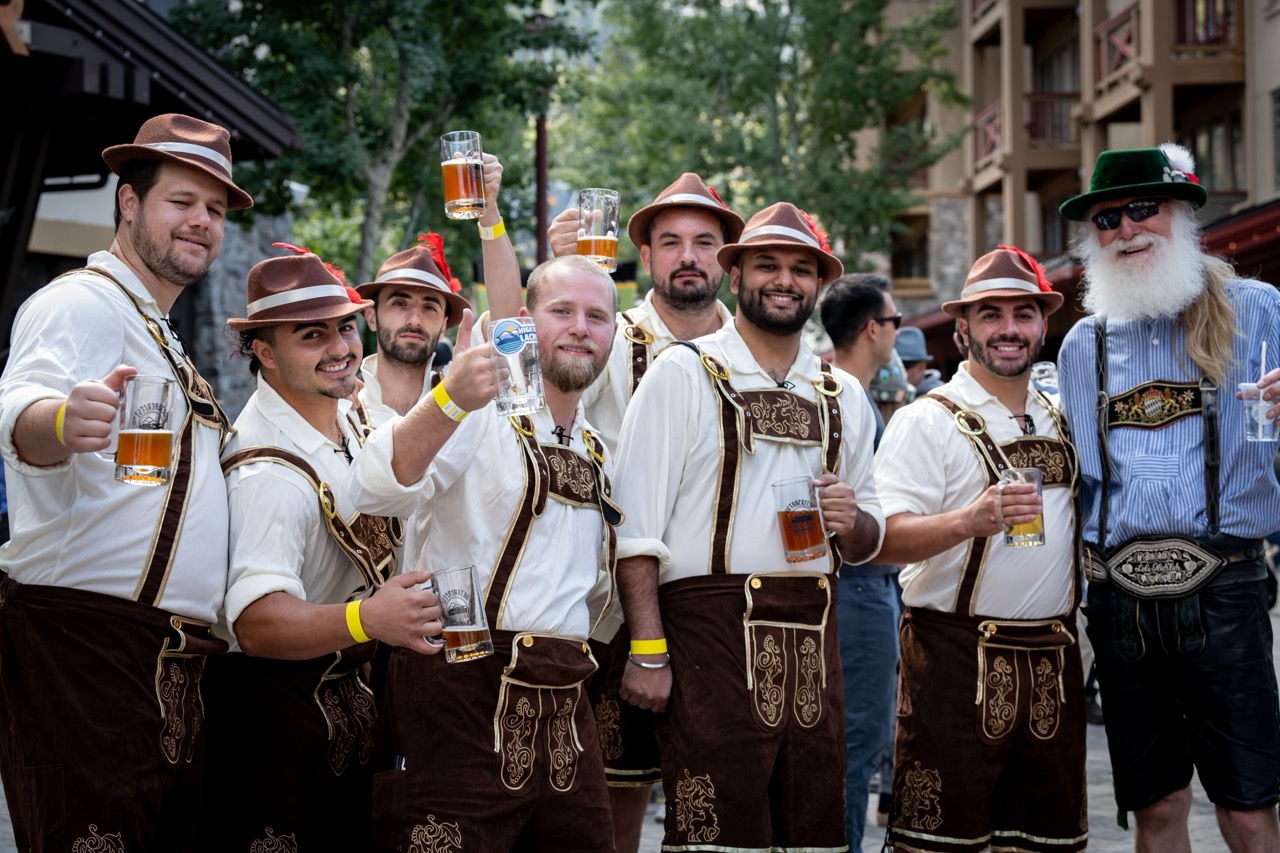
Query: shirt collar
87 250 162 314
635 290 731 339
718 318 819 386
358 351 435 408
254 372 355 455
949 362 1043 417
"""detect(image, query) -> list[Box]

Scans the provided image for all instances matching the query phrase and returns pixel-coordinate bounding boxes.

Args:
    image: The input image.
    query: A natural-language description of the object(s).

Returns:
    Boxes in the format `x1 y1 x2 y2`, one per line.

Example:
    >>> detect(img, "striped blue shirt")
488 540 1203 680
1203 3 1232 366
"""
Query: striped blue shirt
1057 279 1280 549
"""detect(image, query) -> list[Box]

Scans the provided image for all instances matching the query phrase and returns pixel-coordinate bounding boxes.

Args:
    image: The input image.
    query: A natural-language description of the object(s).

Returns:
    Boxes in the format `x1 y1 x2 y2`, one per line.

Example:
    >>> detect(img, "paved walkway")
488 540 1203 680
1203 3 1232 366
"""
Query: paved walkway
0 607 1275 852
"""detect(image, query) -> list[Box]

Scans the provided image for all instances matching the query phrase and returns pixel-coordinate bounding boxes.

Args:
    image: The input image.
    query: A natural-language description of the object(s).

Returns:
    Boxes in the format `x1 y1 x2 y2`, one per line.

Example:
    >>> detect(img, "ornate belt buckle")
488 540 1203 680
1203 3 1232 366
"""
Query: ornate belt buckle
1107 538 1225 598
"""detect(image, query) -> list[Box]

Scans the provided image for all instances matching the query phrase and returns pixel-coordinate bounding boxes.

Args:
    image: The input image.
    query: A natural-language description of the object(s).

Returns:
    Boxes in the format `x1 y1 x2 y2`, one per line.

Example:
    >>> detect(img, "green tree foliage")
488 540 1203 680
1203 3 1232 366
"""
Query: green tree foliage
170 0 593 283
550 0 966 264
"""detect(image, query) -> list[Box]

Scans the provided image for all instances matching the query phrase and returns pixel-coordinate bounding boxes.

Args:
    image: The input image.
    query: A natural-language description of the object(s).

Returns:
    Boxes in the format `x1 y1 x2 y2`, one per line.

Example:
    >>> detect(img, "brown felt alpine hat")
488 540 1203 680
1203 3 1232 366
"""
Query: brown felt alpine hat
716 202 844 283
355 245 471 330
941 246 1063 319
102 113 253 210
625 172 745 251
227 253 371 331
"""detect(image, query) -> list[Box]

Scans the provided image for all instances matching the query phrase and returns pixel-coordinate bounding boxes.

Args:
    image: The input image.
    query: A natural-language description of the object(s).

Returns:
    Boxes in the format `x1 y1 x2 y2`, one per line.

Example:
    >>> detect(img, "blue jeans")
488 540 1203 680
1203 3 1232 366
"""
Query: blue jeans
838 570 901 849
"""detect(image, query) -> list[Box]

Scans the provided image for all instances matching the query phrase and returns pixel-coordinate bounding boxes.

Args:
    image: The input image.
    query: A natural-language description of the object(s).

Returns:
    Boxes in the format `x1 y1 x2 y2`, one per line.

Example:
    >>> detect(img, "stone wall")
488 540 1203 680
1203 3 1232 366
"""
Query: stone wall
192 215 292 420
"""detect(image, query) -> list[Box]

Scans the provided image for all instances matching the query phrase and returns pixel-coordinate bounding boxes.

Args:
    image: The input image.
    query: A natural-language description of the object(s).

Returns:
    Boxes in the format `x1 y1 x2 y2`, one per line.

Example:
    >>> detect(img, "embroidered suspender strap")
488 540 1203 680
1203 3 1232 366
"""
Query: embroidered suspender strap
672 341 744 575
923 394 1003 615
220 446 400 591
1094 320 1113 552
581 429 622 636
70 267 232 606
485 415 551 627
1093 321 1222 545
620 310 655 396
815 361 844 477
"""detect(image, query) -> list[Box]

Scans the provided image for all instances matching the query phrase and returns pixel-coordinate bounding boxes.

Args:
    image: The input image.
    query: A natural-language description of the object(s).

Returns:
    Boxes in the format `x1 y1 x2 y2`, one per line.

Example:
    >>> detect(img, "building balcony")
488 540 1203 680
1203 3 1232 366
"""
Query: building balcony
973 93 1081 175
1094 0 1244 105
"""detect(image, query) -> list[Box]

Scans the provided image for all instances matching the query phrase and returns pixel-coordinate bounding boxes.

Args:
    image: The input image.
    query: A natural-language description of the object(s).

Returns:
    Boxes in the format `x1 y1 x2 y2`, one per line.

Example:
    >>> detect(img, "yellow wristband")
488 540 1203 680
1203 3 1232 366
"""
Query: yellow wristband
54 403 68 447
345 599 371 644
477 218 506 241
432 381 468 422
630 638 668 655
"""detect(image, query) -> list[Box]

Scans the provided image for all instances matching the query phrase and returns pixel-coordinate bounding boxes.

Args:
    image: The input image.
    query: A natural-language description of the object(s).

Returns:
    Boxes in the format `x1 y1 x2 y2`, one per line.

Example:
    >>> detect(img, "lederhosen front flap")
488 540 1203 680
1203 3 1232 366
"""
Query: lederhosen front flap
221 438 401 593
923 392 1080 617
673 342 845 575
486 416 621 634
70 267 232 607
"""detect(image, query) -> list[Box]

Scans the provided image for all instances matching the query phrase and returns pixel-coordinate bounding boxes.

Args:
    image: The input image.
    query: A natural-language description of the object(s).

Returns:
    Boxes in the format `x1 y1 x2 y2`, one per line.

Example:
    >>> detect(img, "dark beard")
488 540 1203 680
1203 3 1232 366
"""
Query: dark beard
131 209 209 288
737 285 816 337
653 267 719 312
968 333 1043 378
377 325 438 367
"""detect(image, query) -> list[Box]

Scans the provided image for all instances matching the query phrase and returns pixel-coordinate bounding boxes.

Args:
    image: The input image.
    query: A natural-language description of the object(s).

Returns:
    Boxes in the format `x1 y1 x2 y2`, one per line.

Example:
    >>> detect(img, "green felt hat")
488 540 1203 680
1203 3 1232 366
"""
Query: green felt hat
1059 144 1207 221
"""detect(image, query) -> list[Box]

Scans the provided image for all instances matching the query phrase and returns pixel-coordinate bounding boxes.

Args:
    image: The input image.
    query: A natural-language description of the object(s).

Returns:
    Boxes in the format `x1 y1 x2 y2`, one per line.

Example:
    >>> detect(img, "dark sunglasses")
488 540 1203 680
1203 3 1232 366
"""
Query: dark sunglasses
873 313 903 330
1091 199 1163 231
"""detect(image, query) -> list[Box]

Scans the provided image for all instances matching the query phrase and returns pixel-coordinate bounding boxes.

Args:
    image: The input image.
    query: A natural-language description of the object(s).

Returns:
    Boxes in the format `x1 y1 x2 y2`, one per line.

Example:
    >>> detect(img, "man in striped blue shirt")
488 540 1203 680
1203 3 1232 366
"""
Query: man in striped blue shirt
1059 142 1280 853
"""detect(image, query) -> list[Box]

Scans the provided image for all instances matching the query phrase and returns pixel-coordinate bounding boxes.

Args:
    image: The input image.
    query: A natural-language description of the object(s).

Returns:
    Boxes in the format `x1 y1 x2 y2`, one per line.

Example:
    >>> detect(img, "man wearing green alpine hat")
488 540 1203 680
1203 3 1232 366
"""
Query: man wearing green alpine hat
1058 143 1280 853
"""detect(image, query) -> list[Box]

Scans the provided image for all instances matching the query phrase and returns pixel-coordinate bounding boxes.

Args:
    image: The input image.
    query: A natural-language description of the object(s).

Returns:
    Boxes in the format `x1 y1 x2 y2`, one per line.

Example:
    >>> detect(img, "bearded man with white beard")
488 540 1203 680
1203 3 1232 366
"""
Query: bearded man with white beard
1058 143 1280 853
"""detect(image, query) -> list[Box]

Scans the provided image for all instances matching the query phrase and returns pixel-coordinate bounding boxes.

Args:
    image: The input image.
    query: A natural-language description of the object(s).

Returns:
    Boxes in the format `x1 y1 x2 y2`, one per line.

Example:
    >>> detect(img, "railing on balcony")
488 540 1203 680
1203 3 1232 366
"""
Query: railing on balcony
1173 0 1240 54
1026 92 1079 144
1095 1 1139 87
1095 0 1240 86
974 99 1002 171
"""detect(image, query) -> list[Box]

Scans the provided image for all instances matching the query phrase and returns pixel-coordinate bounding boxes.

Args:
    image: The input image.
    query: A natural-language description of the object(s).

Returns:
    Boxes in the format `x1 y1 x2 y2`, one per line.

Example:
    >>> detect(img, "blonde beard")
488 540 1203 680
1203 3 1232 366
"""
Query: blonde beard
1079 208 1206 320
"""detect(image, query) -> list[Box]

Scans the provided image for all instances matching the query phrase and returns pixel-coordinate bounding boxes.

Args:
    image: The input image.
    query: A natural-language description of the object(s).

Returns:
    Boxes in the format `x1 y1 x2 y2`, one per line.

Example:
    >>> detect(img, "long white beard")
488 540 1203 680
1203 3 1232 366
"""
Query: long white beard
1079 208 1206 320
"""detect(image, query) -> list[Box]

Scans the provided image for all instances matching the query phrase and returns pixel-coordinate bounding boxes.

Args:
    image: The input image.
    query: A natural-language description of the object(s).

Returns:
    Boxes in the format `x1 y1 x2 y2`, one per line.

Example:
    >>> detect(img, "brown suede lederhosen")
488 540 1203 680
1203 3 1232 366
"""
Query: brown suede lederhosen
198 436 401 851
0 268 231 853
889 393 1088 853
652 346 848 852
373 417 620 852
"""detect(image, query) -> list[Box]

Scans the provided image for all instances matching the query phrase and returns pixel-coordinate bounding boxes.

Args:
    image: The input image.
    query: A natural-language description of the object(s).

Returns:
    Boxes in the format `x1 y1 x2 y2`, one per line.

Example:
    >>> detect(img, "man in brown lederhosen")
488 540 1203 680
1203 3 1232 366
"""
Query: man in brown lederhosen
197 250 499 849
348 254 622 851
357 154 521 428
0 114 246 851
612 202 884 852
875 246 1086 853
549 172 745 851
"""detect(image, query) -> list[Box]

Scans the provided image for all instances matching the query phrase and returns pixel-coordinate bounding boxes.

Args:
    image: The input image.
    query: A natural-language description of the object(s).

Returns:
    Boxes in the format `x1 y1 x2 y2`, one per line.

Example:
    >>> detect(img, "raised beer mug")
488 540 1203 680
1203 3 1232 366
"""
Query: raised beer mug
96 375 175 487
428 564 494 664
439 131 487 220
577 188 621 273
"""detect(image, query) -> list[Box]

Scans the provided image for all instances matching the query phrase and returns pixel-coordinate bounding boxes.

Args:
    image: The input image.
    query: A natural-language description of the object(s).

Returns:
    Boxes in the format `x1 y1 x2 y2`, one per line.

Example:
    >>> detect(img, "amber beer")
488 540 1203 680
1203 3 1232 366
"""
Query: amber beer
1000 467 1046 547
777 509 827 563
576 235 619 272
1005 514 1046 548
441 157 485 220
115 429 173 485
442 625 495 663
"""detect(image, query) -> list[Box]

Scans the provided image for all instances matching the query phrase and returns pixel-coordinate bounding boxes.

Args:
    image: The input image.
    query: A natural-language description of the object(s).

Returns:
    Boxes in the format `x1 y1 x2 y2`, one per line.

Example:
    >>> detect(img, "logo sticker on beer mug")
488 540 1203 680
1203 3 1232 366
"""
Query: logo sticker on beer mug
491 318 536 356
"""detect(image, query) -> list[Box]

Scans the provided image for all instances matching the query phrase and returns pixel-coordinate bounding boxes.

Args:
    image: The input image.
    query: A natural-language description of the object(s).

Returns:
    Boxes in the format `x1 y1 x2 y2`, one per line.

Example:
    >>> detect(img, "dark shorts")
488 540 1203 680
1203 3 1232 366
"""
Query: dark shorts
588 629 662 787
1085 567 1280 812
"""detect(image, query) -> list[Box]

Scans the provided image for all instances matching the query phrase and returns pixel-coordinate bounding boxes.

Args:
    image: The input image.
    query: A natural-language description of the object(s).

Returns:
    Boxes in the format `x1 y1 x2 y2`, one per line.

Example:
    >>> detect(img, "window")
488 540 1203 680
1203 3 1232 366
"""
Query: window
1179 110 1243 192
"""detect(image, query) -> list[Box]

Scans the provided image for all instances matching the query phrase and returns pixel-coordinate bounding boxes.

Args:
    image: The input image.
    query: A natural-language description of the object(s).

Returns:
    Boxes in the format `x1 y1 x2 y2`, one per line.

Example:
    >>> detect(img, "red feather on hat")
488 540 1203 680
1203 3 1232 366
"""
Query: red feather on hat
997 244 1052 294
417 233 462 293
707 185 727 208
271 241 346 285
798 209 831 254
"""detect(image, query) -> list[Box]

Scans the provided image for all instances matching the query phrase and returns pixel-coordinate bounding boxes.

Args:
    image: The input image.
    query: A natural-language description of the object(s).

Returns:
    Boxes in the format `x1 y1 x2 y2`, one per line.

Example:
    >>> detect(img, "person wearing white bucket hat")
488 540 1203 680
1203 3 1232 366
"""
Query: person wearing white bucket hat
874 245 1085 853
1059 142 1280 851
0 113 250 850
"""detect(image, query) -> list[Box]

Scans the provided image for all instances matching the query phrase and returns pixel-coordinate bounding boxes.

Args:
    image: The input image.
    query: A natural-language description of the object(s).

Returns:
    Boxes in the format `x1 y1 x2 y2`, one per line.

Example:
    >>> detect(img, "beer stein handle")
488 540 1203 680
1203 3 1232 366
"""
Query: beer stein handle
93 388 126 461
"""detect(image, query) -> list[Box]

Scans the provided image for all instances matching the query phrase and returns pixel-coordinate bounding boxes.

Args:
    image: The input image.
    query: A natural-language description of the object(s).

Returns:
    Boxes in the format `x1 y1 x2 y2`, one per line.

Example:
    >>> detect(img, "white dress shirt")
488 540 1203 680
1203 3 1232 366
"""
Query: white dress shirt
0 251 229 622
357 352 435 429
220 375 368 646
348 402 614 640
874 364 1075 619
582 291 732 454
612 319 885 583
